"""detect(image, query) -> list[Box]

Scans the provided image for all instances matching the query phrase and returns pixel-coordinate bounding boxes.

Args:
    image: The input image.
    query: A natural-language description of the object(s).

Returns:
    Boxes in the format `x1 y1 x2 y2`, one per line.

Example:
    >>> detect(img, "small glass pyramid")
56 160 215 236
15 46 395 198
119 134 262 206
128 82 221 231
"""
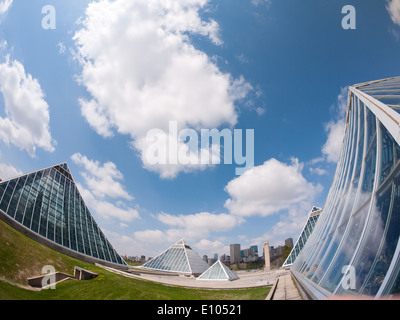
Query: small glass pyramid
141 239 209 275
197 260 239 281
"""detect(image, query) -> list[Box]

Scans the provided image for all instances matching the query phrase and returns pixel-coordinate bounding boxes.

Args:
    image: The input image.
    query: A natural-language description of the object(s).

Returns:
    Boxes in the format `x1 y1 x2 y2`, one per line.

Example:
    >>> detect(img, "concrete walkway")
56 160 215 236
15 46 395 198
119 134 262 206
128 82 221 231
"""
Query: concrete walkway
97 264 288 290
267 274 303 300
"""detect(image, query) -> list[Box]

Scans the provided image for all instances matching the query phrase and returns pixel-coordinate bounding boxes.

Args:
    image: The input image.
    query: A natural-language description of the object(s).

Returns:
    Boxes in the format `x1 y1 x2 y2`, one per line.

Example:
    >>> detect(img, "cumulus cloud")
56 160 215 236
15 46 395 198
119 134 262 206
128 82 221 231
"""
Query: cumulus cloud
134 131 221 180
71 154 140 223
224 158 323 217
321 87 348 163
103 229 150 257
309 167 328 176
0 0 12 15
0 162 22 179
387 0 400 26
195 239 229 255
73 0 252 179
134 211 242 245
0 57 56 157
71 152 133 200
158 211 241 233
133 230 166 245
77 184 140 223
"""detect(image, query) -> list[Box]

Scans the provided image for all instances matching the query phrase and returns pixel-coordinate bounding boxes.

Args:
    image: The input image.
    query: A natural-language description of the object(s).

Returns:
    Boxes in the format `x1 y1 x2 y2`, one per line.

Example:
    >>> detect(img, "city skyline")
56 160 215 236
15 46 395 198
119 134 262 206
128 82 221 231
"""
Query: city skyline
0 1 399 258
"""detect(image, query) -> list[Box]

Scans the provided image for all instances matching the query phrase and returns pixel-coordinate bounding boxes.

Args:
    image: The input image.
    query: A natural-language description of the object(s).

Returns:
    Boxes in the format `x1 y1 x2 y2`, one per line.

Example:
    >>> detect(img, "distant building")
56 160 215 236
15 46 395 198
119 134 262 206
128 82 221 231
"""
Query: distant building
250 245 258 256
270 245 284 260
230 244 241 264
285 238 294 248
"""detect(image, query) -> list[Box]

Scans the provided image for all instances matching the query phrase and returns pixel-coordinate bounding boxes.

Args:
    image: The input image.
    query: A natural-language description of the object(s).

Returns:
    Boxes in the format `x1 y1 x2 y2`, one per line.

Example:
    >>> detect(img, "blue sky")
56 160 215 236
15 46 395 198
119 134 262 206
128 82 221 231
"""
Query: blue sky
0 0 399 258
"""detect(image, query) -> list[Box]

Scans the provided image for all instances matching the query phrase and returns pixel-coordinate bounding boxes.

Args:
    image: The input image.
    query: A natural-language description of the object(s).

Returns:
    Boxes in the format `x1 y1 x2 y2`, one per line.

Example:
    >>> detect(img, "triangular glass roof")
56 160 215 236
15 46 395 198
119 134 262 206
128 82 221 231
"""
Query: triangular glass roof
197 260 239 281
282 206 322 267
0 163 128 268
141 239 209 275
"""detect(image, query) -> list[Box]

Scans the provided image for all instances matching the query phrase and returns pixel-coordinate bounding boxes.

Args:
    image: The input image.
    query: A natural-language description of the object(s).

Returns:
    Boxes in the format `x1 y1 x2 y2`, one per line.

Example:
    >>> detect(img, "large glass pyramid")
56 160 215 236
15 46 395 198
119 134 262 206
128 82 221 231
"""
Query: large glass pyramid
197 260 239 281
141 239 209 275
0 163 128 269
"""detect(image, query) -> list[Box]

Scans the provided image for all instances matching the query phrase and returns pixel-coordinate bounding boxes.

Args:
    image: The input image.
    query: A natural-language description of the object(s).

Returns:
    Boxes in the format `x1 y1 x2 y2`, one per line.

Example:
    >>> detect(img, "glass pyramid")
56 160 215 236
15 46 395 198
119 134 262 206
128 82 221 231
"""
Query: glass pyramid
282 206 321 267
197 260 239 281
0 163 128 269
141 239 209 275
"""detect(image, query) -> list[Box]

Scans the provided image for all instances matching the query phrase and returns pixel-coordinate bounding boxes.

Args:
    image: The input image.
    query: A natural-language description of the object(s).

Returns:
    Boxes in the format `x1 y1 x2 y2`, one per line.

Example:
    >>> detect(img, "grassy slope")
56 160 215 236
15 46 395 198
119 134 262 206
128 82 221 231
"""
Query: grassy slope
0 218 269 300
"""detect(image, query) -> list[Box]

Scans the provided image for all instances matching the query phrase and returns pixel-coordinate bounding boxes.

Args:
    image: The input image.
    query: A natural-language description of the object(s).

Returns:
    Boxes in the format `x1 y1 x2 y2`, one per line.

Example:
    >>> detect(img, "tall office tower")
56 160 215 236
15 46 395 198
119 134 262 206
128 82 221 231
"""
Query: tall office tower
250 245 258 256
285 238 294 248
230 243 241 264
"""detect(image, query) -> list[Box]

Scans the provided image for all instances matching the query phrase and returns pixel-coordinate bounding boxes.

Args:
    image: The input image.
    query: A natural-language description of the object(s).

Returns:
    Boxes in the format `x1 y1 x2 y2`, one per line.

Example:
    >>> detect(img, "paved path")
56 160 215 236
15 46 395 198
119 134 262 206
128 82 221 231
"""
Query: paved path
270 274 302 300
97 264 288 290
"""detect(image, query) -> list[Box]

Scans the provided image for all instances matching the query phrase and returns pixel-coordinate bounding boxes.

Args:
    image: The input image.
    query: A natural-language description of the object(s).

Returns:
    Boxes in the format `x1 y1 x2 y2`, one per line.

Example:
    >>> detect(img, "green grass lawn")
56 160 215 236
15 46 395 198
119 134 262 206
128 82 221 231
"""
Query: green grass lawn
0 265 270 300
0 218 270 300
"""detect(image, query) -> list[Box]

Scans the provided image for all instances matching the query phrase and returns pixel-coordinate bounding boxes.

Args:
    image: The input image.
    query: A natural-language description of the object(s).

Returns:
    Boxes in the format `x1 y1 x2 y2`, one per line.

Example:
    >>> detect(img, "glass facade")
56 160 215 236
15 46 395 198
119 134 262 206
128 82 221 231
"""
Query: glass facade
282 207 321 267
141 239 209 275
0 163 128 269
291 77 400 298
197 260 239 281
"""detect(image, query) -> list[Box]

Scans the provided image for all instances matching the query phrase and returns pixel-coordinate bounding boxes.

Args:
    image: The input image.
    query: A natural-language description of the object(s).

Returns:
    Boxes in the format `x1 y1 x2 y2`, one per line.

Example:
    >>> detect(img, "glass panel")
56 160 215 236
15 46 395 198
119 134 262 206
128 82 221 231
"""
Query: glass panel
360 180 400 295
0 180 15 214
320 203 370 293
0 182 8 203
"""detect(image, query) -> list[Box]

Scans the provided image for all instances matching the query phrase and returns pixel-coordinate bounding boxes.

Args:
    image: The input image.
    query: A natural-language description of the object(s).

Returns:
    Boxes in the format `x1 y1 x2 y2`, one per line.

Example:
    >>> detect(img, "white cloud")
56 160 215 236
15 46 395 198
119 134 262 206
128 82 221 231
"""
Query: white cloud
0 162 22 179
0 0 12 15
134 211 242 245
57 42 66 54
77 184 140 223
194 239 229 255
133 229 166 244
224 158 322 217
71 152 133 200
387 0 400 26
71 154 140 224
73 0 252 179
133 132 221 180
158 211 241 233
321 87 348 163
0 40 6 51
309 167 328 176
0 57 56 157
103 229 150 257
251 0 271 8
321 120 346 163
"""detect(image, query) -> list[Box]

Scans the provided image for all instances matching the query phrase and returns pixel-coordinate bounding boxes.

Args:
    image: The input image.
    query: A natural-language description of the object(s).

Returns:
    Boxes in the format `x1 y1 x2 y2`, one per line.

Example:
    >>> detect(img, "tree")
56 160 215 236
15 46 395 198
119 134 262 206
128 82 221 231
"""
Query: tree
282 245 292 262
